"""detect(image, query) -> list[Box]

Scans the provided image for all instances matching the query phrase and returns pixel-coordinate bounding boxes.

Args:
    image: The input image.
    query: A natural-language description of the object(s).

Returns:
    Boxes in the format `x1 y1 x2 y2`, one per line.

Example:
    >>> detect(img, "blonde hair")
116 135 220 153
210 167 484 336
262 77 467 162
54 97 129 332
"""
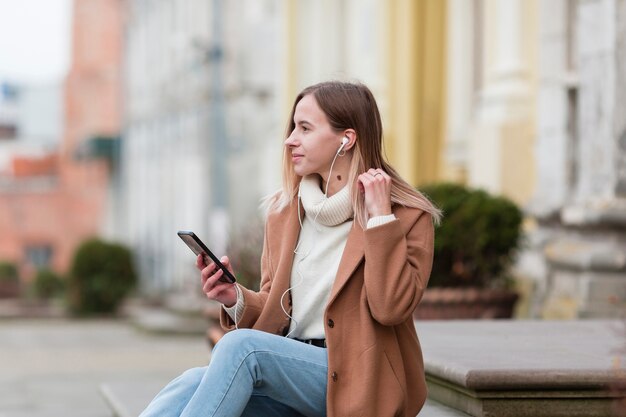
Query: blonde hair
266 81 441 227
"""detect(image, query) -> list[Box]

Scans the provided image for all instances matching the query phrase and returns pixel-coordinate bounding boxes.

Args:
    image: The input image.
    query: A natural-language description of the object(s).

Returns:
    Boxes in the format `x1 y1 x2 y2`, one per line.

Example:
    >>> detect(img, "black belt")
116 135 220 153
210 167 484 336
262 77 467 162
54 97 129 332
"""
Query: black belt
294 338 327 348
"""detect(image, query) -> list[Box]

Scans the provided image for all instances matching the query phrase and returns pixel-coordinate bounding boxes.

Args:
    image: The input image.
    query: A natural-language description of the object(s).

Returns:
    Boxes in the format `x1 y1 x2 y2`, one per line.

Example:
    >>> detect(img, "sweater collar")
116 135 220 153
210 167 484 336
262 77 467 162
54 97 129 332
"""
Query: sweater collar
299 175 353 226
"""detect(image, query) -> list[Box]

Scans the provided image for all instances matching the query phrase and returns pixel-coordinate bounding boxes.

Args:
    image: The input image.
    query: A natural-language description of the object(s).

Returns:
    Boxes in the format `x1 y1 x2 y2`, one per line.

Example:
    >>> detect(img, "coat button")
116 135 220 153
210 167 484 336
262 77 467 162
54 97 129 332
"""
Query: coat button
331 372 338 382
327 318 334 328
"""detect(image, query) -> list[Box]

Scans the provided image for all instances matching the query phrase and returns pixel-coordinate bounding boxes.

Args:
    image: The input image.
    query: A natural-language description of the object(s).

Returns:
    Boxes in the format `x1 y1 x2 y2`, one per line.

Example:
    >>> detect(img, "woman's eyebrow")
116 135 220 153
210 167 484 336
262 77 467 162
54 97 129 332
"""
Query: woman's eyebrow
295 119 314 127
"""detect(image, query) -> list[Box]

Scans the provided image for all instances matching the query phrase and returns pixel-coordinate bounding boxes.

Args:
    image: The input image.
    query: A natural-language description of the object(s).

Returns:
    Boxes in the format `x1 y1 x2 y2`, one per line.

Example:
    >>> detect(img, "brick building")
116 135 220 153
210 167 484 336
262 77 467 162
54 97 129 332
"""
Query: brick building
0 0 123 284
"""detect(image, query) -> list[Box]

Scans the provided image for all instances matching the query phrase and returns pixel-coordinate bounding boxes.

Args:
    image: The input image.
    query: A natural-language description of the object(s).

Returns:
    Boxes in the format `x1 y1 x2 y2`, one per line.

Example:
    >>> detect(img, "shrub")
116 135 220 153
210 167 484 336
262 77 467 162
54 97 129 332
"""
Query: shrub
0 262 20 298
421 183 523 289
67 238 137 315
33 268 65 299
0 262 19 284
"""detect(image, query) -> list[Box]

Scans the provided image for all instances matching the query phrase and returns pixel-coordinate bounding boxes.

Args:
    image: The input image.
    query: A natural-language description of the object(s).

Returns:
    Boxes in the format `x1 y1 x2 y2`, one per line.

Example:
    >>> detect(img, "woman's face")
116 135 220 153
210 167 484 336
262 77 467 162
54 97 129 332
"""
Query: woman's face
284 94 344 178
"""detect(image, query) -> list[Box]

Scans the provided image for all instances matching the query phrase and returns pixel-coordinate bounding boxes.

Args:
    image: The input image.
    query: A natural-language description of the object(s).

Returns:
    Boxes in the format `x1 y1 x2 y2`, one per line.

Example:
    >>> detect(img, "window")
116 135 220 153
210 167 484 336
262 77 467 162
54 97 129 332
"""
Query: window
25 245 53 269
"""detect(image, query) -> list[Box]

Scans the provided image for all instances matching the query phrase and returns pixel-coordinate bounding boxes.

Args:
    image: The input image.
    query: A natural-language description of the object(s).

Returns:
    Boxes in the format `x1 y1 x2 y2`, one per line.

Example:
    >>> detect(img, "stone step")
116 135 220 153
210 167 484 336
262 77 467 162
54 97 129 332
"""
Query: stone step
415 319 626 417
127 304 209 336
124 296 224 336
0 298 66 319
99 380 471 417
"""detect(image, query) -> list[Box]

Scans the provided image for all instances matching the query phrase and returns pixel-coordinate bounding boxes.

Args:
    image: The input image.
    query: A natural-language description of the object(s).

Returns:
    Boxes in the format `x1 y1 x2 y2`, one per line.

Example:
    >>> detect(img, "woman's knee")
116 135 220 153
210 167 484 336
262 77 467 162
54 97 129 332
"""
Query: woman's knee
213 328 273 359
178 366 208 385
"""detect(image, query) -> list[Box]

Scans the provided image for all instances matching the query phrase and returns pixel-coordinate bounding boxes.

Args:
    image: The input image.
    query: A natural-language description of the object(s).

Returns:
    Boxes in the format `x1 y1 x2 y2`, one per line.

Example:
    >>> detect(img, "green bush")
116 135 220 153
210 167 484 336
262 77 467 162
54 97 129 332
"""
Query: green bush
421 183 523 289
33 268 65 299
0 262 20 298
68 238 137 315
0 262 19 284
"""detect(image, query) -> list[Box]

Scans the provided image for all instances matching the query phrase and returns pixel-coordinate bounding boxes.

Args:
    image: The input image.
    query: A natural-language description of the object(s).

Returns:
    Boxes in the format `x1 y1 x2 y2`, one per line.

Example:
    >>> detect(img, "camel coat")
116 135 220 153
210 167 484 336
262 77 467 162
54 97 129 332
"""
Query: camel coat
221 198 434 417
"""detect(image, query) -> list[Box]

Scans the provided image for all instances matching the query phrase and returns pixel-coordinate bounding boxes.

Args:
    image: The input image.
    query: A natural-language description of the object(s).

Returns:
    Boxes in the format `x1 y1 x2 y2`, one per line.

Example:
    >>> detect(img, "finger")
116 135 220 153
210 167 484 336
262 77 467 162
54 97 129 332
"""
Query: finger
201 263 216 281
220 256 235 274
375 168 391 180
358 174 373 189
366 170 383 182
206 268 226 288
203 269 223 293
205 281 234 299
368 168 383 174
196 254 206 270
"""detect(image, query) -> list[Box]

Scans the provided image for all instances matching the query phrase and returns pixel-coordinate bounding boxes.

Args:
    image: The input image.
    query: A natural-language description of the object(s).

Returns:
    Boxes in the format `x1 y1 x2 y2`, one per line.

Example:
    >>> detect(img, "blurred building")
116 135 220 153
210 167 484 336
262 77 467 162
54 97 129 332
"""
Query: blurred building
119 0 283 294
528 0 626 319
119 0 626 319
0 80 65 280
443 0 626 319
0 0 123 283
117 0 473 296
282 0 447 187
280 0 626 319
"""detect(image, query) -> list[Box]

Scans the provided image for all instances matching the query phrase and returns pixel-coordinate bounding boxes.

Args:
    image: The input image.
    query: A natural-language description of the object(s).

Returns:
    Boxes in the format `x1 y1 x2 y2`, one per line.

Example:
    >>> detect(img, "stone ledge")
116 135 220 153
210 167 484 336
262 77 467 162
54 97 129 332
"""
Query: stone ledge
544 239 626 272
561 199 626 227
127 305 209 336
416 320 626 417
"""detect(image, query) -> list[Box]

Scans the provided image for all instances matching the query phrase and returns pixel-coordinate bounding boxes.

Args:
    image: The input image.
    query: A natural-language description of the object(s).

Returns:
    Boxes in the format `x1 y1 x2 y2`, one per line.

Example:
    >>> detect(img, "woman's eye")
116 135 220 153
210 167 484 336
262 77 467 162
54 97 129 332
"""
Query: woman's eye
302 126 309 132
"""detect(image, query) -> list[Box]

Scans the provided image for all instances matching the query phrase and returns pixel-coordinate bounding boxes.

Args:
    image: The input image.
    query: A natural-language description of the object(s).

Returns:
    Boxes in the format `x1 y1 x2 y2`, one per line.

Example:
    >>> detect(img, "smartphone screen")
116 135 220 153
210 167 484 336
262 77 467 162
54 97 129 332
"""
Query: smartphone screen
177 231 237 284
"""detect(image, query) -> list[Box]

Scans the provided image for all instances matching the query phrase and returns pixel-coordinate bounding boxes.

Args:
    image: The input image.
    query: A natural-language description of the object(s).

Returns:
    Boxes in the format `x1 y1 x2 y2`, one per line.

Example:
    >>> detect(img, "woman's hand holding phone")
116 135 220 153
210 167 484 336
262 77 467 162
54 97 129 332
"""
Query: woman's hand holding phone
196 254 238 307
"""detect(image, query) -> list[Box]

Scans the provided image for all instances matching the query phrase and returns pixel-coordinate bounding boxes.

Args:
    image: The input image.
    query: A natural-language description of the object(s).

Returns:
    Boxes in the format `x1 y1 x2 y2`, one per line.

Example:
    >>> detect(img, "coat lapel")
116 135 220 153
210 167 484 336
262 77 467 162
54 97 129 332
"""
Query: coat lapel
327 221 365 306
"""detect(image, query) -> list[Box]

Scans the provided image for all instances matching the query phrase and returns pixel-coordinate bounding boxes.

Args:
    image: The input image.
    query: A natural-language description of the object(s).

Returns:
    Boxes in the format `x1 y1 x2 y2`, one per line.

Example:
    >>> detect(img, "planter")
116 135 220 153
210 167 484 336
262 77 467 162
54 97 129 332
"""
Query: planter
414 288 519 320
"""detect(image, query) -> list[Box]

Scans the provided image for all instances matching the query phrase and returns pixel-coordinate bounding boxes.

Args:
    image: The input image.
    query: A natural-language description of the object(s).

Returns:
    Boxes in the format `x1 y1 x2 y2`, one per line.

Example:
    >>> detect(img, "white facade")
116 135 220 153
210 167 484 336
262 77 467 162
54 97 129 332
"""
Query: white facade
120 0 283 294
288 0 387 116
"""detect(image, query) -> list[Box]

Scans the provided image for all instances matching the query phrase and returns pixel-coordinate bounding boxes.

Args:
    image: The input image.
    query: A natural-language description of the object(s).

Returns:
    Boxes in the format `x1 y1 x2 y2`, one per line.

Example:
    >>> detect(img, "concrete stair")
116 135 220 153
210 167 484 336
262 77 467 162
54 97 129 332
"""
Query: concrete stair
125 294 219 337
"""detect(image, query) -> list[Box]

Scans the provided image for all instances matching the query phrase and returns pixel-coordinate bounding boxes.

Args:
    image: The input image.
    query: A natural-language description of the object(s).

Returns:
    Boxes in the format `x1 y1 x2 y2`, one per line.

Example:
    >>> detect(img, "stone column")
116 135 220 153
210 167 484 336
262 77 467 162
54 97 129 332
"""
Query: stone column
468 0 536 205
538 0 626 319
530 0 571 217
615 0 626 196
443 0 475 182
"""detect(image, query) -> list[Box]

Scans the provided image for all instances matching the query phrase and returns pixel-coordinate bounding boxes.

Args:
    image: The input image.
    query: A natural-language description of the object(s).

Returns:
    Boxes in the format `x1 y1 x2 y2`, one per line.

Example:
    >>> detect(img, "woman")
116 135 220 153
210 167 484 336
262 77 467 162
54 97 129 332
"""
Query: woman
140 81 441 417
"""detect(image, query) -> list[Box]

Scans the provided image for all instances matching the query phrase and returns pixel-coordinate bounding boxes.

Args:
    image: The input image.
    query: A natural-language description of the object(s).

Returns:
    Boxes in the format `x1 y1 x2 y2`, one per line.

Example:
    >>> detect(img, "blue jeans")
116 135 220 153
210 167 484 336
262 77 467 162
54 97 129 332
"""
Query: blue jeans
139 329 328 417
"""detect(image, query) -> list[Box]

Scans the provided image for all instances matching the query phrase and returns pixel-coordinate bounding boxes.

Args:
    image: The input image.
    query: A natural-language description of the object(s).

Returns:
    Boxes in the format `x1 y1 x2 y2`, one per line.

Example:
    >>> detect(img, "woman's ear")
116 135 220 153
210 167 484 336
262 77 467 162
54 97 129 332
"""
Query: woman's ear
342 130 357 151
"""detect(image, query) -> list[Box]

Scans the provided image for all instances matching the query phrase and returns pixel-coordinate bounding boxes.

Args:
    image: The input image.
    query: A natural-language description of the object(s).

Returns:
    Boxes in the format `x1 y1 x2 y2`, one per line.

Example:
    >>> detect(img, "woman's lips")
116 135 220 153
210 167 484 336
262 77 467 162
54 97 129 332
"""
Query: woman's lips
292 154 303 162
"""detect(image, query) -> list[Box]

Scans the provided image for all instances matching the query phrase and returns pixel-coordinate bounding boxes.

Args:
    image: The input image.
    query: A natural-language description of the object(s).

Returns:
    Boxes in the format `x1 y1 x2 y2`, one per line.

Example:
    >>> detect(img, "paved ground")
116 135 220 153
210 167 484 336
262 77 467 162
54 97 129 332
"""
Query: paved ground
0 319 209 417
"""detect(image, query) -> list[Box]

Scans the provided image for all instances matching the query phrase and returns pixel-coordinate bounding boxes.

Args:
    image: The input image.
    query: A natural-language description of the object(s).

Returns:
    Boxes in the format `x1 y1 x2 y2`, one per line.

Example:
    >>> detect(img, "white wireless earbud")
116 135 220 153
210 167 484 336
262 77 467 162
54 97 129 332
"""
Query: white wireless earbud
337 136 349 154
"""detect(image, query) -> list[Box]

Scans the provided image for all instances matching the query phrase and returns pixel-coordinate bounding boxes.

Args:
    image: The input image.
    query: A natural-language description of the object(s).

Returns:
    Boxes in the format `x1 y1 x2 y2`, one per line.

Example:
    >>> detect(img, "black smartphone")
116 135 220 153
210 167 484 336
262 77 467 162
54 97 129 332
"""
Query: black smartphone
177 231 237 284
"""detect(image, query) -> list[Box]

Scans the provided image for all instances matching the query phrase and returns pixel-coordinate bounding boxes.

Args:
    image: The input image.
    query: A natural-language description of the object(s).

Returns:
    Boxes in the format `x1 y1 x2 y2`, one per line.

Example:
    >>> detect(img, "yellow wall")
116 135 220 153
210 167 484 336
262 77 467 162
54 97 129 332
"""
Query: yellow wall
386 0 447 187
283 0 448 188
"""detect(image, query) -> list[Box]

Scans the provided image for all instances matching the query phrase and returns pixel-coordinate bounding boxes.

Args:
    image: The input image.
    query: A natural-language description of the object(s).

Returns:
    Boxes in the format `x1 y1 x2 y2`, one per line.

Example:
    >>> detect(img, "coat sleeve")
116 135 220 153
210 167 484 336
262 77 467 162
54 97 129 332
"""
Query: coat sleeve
220 219 274 331
362 210 434 326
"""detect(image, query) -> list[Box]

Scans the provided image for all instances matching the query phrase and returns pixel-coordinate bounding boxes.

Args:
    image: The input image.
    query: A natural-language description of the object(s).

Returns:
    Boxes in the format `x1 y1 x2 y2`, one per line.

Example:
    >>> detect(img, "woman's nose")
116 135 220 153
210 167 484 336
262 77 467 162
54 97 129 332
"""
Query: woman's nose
284 132 297 147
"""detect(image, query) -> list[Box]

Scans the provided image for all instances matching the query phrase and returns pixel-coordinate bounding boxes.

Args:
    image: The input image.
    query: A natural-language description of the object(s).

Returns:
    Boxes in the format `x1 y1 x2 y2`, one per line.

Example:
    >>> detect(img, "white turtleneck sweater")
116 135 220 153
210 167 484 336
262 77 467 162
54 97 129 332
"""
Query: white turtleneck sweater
225 175 395 339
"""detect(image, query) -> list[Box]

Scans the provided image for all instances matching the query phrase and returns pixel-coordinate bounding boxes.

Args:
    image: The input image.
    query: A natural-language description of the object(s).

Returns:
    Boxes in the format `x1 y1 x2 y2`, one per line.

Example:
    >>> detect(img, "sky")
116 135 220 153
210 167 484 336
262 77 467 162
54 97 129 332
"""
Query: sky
0 0 72 84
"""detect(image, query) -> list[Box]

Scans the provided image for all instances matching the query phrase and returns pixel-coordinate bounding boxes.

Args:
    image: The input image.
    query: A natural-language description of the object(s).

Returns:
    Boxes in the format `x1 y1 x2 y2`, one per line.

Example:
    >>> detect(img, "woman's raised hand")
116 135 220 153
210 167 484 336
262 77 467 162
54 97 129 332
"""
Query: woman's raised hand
357 168 392 218
196 254 238 307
